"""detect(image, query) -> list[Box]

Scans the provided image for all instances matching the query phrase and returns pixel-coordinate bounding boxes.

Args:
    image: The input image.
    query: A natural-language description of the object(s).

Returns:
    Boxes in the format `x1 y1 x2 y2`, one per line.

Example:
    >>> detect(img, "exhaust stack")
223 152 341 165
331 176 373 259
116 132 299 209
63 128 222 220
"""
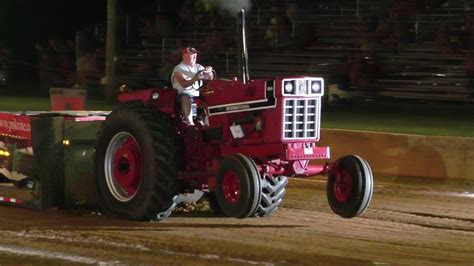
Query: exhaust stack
237 9 250 84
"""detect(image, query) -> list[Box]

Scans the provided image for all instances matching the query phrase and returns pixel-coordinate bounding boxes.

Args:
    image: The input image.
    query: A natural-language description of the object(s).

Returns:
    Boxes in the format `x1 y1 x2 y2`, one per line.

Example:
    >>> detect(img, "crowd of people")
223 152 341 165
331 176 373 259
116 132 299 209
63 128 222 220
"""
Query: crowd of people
28 0 474 100
35 39 76 89
329 0 474 94
34 27 104 97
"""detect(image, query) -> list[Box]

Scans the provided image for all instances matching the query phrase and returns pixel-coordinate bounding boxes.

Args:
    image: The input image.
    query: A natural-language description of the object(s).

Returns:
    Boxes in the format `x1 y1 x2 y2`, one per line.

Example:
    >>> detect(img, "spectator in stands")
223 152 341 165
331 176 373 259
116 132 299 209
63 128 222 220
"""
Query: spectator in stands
428 0 450 9
193 0 214 28
264 5 294 49
436 22 461 54
178 0 195 28
154 15 173 41
395 1 418 43
347 46 380 93
264 13 279 48
0 41 10 60
75 48 98 95
171 47 214 125
366 12 380 34
138 16 155 45
460 15 474 50
157 51 180 85
50 39 75 87
200 31 226 55
464 50 474 98
378 0 394 19
333 53 354 91
375 9 401 52
130 52 155 89
35 41 56 89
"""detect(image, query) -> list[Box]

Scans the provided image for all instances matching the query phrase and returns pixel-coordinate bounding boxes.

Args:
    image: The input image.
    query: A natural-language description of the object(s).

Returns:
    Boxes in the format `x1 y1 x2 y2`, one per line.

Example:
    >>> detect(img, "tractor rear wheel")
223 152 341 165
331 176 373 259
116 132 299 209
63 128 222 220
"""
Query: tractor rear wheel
95 107 179 221
215 154 262 218
327 155 373 218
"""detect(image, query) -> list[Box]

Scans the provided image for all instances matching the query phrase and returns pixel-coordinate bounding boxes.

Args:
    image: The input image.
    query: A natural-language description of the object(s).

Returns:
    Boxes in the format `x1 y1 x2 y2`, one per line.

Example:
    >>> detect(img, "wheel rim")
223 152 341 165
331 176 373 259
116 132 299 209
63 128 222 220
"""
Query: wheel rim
105 132 142 202
334 169 353 202
222 170 240 204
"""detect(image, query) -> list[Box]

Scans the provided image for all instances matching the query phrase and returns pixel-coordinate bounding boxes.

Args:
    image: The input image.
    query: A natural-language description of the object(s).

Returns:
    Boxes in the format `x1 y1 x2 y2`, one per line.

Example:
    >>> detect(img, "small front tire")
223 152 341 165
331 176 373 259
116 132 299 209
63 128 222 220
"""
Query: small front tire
327 155 373 218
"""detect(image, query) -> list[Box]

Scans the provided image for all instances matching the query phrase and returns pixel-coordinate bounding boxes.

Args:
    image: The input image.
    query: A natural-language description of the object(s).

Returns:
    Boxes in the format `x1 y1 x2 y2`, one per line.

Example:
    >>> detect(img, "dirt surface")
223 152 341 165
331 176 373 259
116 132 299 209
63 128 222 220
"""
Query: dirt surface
0 175 473 265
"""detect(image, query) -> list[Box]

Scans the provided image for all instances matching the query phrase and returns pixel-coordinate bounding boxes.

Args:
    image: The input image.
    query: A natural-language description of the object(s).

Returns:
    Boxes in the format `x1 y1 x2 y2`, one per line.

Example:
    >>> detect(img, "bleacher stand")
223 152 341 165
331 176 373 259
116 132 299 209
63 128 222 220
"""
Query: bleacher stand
66 0 474 103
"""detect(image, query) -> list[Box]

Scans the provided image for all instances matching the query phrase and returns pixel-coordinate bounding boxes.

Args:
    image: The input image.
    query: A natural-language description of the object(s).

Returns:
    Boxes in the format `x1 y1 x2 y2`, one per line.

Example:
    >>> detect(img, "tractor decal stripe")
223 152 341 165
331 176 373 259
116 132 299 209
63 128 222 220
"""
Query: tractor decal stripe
208 80 276 116
0 197 22 204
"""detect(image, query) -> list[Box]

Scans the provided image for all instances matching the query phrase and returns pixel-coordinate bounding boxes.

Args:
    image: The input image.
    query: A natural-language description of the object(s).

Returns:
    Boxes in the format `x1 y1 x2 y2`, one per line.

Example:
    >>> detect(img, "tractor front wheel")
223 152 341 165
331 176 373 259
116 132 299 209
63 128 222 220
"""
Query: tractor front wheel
215 154 262 218
327 155 373 218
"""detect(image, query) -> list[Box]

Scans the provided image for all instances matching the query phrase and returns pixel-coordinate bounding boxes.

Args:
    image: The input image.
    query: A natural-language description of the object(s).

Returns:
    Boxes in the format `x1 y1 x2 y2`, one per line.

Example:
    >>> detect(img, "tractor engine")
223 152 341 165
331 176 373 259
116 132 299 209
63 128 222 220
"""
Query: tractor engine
196 76 329 178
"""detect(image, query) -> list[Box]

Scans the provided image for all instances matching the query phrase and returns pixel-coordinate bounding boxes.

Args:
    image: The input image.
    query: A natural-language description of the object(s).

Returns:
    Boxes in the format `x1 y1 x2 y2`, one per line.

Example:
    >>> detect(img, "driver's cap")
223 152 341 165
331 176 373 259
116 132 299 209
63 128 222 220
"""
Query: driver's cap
182 47 199 54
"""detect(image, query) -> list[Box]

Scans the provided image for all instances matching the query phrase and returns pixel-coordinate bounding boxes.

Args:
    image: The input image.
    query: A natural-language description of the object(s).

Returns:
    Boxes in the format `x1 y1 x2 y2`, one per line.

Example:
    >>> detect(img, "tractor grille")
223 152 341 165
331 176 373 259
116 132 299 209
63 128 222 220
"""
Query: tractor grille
283 98 320 139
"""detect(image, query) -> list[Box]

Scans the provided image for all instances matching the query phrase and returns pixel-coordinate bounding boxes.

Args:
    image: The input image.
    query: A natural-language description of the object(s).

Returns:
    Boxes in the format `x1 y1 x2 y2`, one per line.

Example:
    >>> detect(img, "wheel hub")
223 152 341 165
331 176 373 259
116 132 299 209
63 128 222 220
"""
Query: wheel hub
222 170 240 204
105 132 142 202
113 138 141 195
334 169 353 202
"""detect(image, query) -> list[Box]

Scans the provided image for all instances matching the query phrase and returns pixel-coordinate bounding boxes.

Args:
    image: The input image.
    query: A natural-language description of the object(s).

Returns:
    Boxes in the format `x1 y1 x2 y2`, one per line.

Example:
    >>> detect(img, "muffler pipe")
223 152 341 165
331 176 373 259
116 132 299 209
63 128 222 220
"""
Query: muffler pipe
237 9 249 84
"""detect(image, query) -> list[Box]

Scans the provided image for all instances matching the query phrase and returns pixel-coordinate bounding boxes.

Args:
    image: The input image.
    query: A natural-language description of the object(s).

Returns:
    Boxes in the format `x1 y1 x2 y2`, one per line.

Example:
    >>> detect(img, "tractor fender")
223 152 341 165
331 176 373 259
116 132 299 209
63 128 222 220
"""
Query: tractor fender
118 88 177 115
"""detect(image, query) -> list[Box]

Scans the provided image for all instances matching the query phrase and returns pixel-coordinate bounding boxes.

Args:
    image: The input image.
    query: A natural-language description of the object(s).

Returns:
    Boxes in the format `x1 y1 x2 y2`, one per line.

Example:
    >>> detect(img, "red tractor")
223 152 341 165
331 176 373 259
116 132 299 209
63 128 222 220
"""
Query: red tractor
94 10 373 221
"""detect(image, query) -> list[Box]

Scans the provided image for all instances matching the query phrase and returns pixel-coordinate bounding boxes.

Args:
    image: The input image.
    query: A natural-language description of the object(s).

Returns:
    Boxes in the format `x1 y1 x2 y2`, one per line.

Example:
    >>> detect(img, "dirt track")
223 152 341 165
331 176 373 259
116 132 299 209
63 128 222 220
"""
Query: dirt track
0 175 473 265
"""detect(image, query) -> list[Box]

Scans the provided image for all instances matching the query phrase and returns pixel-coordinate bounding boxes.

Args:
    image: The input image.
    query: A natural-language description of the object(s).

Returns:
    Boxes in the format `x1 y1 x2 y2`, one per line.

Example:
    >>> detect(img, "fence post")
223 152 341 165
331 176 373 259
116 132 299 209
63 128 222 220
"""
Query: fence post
125 15 130 46
75 31 80 77
162 38 165 65
292 21 295 38
257 7 261 26
415 15 419 44
356 0 360 17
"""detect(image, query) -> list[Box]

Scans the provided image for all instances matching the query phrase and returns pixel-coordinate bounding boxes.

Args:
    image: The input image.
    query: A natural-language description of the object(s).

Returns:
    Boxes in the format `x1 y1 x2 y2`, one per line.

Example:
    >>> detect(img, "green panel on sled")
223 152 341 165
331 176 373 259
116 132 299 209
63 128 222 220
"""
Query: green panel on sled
30 116 65 209
63 120 102 207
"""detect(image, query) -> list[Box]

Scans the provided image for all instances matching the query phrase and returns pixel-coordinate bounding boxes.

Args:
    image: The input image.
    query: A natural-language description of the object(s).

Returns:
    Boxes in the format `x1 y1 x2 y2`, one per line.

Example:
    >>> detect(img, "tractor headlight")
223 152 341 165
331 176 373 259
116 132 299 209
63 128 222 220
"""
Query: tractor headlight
311 81 321 94
284 81 294 94
151 92 160 100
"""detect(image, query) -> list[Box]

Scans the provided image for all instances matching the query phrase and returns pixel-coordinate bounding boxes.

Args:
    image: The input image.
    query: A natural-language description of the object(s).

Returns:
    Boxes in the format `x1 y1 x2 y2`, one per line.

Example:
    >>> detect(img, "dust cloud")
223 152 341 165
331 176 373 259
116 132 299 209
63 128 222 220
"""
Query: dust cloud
209 0 252 15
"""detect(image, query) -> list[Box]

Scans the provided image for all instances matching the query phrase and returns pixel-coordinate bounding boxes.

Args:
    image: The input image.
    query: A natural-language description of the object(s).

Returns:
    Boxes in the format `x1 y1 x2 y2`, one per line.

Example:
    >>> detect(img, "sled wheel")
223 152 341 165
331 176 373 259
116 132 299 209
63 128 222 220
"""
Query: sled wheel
255 175 288 217
327 155 373 218
215 154 261 218
95 106 179 221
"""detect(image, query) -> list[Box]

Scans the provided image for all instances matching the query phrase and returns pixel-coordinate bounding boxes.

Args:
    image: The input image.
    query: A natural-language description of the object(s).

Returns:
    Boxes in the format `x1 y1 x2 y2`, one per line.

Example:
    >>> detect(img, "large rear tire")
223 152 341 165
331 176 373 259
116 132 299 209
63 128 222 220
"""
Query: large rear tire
215 154 262 218
95 107 179 221
327 155 373 218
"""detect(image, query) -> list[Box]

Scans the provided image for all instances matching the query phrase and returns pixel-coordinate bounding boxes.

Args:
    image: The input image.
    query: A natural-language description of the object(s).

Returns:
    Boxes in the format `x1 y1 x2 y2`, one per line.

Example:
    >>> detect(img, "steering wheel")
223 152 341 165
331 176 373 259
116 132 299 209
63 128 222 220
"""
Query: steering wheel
195 69 217 91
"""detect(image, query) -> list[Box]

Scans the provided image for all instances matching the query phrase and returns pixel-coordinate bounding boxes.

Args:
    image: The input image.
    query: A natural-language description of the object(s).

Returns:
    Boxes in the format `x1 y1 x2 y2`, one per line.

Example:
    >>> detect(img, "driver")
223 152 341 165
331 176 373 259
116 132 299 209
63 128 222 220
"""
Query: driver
171 47 214 126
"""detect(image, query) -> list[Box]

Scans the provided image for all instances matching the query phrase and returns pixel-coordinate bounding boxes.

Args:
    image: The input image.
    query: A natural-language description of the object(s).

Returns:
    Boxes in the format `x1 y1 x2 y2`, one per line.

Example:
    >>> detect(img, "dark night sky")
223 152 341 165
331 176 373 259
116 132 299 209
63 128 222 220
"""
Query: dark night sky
0 0 182 81
0 0 106 52
0 2 180 64
0 0 107 80
0 0 180 53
